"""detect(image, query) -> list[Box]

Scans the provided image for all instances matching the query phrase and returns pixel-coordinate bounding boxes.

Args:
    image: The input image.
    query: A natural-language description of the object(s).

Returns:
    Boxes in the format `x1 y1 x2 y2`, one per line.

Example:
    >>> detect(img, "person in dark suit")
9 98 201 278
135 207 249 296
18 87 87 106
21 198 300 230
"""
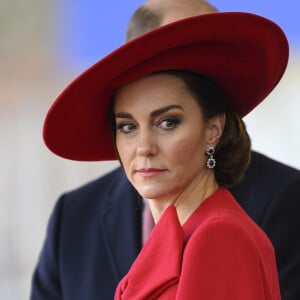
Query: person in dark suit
30 1 300 299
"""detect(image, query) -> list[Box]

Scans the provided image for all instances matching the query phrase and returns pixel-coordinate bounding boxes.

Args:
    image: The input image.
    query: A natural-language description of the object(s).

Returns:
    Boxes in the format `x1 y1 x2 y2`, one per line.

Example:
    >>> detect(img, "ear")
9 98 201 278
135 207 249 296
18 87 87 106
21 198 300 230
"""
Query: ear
206 113 225 145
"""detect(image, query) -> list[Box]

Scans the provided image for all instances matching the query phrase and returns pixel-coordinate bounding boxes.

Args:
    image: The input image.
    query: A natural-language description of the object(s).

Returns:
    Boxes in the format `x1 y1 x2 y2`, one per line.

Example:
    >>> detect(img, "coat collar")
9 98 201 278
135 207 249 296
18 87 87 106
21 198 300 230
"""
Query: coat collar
99 168 143 283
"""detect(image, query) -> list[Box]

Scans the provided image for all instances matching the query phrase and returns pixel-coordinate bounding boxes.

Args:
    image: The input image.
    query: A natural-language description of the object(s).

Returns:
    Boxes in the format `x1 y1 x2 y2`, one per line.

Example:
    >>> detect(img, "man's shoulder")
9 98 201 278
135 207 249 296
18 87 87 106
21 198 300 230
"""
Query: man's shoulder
249 151 300 183
231 151 300 216
48 167 140 230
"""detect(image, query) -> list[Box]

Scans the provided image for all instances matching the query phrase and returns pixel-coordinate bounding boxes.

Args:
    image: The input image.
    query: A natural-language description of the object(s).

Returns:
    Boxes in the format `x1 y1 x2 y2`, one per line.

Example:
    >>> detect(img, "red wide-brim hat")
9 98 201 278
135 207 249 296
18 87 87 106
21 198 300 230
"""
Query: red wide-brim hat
43 12 289 161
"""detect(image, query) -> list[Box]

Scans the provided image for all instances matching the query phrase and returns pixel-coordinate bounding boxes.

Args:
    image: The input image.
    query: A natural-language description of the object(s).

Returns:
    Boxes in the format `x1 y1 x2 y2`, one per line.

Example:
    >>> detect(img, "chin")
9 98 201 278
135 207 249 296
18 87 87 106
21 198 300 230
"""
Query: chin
136 185 169 200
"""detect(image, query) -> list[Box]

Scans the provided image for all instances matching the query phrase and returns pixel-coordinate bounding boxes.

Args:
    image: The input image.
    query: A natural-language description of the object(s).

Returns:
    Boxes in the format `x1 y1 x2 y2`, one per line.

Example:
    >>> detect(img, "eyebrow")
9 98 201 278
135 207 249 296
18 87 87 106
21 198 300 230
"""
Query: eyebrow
150 105 184 117
114 105 184 119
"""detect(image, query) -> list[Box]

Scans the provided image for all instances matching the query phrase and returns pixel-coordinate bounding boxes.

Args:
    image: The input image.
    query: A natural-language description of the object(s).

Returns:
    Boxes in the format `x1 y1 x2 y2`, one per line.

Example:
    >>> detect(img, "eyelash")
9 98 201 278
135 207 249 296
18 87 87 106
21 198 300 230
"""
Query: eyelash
116 116 181 134
117 122 136 134
158 116 180 131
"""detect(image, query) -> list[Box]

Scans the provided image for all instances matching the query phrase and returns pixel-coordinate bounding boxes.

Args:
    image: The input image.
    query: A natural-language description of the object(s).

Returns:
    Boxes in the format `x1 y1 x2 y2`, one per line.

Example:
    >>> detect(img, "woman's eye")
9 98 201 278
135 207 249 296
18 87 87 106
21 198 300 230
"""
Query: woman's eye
159 117 180 131
117 122 136 133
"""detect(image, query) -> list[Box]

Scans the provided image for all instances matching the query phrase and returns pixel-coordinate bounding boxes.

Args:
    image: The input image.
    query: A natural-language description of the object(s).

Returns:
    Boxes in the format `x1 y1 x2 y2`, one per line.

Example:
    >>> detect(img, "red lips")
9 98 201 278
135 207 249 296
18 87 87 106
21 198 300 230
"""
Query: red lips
136 168 167 178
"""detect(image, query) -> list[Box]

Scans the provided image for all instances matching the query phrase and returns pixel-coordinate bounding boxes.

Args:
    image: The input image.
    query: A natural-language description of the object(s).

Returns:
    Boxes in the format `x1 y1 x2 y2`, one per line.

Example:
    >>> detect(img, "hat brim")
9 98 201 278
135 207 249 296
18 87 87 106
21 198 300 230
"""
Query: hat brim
43 12 288 161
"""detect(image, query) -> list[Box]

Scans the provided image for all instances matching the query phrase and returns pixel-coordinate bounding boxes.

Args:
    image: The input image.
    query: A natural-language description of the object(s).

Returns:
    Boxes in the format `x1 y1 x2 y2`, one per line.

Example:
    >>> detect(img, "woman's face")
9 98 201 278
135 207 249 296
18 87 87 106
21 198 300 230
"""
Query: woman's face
113 73 220 201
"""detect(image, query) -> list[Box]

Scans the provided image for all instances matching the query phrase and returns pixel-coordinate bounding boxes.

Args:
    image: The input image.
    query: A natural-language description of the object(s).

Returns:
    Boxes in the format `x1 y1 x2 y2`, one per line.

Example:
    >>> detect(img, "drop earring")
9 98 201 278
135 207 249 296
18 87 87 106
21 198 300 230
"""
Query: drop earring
205 146 216 169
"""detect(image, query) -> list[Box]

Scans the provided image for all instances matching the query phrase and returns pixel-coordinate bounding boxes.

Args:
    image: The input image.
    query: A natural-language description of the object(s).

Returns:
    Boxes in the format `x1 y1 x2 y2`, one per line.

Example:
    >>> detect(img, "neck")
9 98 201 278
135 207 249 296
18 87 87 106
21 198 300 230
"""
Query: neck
148 170 218 225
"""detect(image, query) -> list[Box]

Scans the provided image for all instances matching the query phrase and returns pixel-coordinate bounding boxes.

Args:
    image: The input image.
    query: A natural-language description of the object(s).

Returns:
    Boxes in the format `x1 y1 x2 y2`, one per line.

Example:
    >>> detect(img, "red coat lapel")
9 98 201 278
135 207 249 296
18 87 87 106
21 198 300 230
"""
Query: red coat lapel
115 206 184 299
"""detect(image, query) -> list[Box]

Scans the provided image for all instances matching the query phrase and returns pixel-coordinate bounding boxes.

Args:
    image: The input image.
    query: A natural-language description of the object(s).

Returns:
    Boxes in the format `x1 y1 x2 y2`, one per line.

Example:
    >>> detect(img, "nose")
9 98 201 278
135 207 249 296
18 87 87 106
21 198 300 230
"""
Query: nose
136 129 158 157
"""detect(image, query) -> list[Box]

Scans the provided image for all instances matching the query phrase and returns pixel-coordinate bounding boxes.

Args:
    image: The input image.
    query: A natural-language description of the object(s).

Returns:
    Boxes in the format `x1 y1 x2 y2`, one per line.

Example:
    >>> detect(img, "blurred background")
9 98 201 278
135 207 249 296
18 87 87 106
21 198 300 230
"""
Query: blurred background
0 0 299 299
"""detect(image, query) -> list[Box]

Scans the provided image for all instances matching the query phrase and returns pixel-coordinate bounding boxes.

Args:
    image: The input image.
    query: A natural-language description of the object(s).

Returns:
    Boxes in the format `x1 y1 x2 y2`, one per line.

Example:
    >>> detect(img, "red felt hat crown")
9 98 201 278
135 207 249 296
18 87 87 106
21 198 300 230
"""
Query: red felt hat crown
43 12 289 161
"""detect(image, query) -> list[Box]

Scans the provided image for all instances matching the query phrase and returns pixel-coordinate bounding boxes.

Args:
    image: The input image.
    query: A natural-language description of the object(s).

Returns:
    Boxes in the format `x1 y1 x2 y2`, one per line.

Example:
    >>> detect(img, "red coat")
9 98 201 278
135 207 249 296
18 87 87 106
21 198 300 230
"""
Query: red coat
115 188 281 299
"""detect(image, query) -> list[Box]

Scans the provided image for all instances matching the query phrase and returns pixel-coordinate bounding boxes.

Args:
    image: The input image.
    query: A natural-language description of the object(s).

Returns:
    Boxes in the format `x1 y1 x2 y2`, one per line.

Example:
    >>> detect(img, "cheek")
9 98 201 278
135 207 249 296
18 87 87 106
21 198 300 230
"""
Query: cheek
115 137 132 165
165 131 206 165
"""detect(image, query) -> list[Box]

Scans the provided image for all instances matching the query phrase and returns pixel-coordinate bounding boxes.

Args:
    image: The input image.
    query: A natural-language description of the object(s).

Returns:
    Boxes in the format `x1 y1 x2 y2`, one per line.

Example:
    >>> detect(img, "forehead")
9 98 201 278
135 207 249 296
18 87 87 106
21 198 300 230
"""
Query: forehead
114 73 192 109
114 73 201 113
